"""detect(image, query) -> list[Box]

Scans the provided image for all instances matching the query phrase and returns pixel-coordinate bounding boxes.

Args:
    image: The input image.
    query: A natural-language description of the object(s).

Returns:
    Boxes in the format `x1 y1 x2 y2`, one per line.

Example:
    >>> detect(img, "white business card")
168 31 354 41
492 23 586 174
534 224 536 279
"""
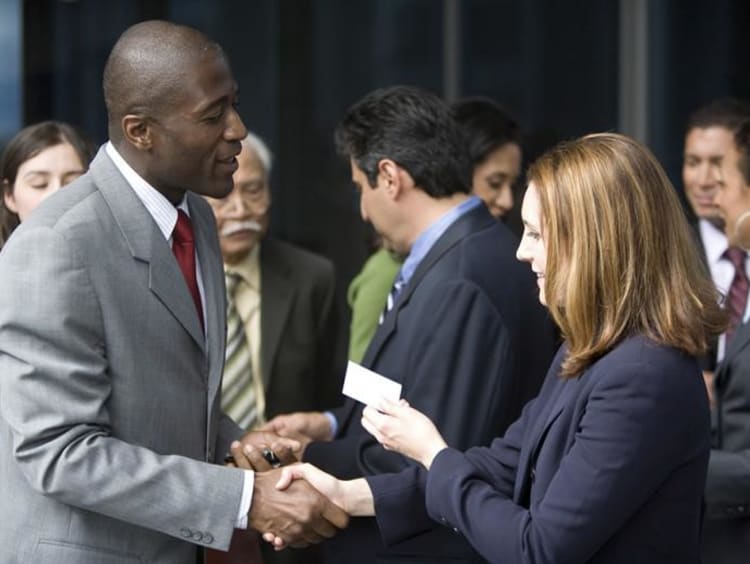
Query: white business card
342 361 402 407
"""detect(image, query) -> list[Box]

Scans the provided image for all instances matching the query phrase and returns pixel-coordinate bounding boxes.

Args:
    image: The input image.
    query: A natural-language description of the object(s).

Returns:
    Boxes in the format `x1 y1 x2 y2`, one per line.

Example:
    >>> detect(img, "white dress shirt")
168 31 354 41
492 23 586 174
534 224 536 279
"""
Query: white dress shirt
699 218 750 360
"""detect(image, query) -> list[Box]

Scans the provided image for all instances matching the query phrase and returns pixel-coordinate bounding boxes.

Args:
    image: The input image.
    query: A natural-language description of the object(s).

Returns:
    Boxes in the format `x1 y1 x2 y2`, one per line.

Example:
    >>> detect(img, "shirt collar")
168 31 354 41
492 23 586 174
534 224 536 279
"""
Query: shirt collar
699 218 729 266
225 243 261 290
105 141 187 240
400 196 481 284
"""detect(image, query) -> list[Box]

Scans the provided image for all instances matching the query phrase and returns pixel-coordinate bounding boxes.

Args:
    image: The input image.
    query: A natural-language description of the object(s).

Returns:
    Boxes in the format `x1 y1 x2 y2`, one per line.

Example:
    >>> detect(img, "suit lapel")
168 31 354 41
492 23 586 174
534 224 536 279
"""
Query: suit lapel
90 149 206 352
514 377 567 501
189 194 225 391
361 205 494 368
717 319 750 388
260 241 295 390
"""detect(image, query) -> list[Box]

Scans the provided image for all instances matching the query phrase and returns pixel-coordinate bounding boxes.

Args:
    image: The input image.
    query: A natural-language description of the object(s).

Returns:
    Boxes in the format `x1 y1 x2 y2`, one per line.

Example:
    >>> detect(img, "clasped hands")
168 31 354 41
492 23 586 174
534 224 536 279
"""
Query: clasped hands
234 400 447 551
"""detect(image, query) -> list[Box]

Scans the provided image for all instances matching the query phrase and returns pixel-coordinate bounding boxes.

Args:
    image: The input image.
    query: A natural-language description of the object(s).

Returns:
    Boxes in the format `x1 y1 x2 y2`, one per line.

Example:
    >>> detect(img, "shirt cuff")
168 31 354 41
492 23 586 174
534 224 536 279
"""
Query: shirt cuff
324 411 339 438
235 469 255 529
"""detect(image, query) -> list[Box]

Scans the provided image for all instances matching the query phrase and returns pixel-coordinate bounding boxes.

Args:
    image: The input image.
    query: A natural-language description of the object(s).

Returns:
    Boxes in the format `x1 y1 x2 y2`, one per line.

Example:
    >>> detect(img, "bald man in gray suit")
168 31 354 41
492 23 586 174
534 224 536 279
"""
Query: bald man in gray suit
0 20 345 564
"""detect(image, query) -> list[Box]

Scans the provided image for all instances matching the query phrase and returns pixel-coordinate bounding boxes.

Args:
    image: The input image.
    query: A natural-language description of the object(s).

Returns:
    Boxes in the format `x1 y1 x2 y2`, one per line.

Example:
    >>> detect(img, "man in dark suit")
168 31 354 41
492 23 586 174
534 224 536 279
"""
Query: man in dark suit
206 132 344 428
261 86 555 563
704 116 750 564
206 132 345 564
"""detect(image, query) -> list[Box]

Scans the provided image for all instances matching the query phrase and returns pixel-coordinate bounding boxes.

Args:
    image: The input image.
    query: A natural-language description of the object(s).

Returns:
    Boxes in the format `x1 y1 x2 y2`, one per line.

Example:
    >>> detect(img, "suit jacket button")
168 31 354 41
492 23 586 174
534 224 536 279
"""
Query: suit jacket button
180 528 192 538
192 531 204 542
452 527 460 535
530 467 536 482
204 533 214 544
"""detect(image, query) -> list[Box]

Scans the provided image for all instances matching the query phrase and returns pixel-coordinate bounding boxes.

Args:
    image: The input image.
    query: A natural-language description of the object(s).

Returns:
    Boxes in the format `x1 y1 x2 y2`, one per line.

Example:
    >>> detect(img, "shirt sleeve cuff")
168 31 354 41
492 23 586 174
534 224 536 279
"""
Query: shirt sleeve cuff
324 410 339 438
235 469 255 529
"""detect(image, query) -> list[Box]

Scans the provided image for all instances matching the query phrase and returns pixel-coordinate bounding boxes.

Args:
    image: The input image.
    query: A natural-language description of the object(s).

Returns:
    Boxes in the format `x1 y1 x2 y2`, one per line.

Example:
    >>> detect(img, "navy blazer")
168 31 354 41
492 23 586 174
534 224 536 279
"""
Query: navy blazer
370 336 710 564
304 203 556 562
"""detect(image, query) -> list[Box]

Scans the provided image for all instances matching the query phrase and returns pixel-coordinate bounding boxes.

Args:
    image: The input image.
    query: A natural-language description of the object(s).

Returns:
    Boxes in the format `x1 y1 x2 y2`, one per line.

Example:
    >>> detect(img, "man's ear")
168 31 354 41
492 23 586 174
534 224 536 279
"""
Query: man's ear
121 115 153 151
378 159 402 197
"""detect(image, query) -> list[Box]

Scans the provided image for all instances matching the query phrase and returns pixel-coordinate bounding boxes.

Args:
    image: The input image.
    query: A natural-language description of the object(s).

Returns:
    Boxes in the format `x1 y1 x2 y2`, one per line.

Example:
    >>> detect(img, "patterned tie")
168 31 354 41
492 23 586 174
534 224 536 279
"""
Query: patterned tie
379 271 405 324
724 247 749 345
172 210 204 332
221 272 259 430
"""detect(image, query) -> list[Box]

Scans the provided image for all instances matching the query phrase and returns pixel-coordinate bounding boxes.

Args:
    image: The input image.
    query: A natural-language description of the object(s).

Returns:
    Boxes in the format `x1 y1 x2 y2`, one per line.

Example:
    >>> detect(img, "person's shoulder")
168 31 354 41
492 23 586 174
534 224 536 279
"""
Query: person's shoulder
592 336 702 391
21 174 100 233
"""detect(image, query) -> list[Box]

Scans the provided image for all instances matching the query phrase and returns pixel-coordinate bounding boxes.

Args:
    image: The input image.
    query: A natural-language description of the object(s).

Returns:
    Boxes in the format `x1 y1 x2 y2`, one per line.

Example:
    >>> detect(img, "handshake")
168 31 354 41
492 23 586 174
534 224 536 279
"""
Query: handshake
229 412 349 551
231 400 436 551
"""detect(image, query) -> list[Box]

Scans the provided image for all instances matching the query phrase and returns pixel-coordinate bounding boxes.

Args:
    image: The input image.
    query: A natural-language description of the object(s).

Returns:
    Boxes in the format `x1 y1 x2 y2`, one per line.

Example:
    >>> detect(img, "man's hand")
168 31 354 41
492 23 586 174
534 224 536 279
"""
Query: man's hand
261 411 333 442
249 468 349 548
229 431 301 471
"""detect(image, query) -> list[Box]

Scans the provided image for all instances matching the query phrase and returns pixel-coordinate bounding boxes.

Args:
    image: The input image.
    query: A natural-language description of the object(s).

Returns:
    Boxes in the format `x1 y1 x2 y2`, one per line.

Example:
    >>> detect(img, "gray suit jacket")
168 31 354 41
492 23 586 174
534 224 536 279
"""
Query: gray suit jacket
703 318 750 563
0 149 246 563
259 237 344 419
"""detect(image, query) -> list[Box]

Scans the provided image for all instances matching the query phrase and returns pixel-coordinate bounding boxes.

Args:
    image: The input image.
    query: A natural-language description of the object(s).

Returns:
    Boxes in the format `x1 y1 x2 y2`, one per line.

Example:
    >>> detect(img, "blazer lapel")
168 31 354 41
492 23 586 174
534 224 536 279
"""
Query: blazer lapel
513 377 568 501
362 205 495 368
91 149 206 351
189 194 225 390
717 320 750 388
260 242 295 390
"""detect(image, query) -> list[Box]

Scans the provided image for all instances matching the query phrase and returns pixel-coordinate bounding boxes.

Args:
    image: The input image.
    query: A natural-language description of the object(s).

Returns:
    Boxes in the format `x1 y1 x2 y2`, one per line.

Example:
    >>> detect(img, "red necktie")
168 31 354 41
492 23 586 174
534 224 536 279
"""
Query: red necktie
724 246 749 345
172 210 204 332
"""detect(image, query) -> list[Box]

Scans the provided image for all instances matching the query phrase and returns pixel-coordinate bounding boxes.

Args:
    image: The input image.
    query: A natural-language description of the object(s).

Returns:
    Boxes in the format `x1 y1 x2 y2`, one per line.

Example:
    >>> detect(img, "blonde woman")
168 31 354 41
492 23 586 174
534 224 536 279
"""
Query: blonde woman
269 133 725 563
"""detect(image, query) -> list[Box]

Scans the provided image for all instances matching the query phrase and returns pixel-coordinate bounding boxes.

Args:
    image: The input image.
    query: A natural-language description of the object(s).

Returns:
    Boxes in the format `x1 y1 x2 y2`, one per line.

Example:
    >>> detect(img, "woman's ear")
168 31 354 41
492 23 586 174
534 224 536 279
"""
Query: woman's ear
3 180 18 214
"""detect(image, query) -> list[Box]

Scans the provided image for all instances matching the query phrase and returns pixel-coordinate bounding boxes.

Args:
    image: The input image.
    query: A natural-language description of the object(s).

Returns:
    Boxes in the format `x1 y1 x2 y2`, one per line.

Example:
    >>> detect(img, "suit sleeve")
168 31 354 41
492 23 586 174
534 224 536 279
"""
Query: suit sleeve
424 357 709 563
0 226 245 550
705 450 750 518
307 279 511 478
367 396 532 546
704 356 750 519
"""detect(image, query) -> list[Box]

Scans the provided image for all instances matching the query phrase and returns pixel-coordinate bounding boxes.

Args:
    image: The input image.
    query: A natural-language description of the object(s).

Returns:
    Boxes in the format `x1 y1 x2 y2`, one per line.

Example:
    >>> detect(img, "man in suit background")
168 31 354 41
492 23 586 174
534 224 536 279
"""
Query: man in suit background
0 20 346 564
261 85 555 563
206 132 344 429
206 132 345 564
682 98 750 397
704 116 750 564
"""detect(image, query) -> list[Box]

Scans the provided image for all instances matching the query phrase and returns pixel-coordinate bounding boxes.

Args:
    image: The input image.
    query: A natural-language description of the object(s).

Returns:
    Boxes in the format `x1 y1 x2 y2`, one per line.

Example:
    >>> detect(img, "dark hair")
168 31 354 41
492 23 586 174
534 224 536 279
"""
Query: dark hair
686 97 750 135
1 121 94 244
736 119 750 185
451 96 521 167
334 85 471 198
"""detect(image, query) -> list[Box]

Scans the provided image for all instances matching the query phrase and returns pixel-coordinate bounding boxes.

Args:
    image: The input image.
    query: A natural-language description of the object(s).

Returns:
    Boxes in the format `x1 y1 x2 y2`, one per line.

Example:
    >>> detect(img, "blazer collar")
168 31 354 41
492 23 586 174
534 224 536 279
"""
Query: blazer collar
89 149 207 353
361 204 495 368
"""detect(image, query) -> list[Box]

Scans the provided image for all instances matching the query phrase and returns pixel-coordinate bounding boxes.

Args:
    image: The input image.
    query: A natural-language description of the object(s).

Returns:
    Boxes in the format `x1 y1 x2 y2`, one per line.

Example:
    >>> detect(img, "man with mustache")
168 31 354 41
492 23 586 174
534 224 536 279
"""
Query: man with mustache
207 132 345 564
206 131 344 439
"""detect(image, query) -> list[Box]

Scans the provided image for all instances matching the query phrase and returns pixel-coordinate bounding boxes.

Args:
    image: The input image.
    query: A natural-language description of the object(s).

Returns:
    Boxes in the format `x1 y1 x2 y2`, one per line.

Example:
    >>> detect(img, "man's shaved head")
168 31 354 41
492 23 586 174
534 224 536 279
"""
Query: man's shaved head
102 20 224 141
